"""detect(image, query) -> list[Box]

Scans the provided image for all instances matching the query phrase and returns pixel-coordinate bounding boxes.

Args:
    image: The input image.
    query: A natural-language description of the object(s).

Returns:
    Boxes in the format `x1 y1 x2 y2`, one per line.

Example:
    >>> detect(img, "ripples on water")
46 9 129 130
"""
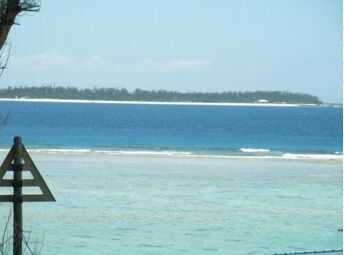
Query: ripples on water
0 153 341 255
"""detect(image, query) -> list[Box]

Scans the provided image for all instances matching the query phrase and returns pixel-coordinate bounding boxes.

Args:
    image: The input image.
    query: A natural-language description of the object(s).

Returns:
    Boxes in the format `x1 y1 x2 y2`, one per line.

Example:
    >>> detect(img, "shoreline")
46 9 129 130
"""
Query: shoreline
0 148 341 162
0 98 320 107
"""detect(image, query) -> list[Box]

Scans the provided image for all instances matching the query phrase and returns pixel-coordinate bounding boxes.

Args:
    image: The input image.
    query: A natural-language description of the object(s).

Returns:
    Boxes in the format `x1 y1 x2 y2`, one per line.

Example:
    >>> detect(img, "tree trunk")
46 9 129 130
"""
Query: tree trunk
0 0 21 50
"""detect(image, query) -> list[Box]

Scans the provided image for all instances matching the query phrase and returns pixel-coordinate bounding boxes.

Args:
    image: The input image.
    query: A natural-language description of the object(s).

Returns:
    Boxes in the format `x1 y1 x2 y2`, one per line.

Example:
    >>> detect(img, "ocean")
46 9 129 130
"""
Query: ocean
0 101 342 255
0 101 342 156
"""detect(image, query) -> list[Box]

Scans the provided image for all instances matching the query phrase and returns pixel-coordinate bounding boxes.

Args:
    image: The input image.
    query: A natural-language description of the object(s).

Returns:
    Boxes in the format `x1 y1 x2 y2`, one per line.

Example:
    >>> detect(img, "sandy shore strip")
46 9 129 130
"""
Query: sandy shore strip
0 98 319 107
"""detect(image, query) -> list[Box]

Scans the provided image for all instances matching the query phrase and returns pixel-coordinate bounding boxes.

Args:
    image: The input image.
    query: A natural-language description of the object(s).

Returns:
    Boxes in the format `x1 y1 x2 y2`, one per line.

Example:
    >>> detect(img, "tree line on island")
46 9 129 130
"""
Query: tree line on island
0 86 322 104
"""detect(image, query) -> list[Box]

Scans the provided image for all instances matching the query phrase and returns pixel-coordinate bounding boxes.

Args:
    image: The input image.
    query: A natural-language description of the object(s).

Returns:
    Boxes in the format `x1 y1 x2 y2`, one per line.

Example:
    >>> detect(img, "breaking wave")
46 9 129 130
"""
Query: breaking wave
240 148 271 153
0 148 341 161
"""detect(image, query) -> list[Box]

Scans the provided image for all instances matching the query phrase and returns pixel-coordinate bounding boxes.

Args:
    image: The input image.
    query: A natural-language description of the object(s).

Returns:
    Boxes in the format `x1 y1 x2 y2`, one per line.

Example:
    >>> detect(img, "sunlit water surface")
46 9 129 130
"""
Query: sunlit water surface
0 152 341 255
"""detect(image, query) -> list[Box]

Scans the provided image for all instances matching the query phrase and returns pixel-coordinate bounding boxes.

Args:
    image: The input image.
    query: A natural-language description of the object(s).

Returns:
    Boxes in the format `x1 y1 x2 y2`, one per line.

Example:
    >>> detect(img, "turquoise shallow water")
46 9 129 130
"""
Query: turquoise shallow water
0 152 342 255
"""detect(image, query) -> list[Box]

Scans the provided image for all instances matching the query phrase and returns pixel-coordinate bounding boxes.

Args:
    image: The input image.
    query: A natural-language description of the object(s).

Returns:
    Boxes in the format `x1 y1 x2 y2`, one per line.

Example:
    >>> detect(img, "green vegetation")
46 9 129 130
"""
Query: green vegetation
0 86 322 104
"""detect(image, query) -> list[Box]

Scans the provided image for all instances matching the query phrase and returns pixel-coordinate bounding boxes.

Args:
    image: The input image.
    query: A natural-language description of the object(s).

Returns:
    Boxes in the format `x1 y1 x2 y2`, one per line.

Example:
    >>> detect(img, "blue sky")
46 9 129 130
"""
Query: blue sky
0 0 342 102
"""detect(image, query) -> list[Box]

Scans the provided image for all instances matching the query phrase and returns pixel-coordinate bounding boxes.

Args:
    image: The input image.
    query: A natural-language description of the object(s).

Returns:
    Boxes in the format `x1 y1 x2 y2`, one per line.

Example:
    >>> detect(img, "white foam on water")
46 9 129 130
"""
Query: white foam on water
240 148 271 153
282 153 342 160
0 148 341 161
29 148 92 154
93 150 193 157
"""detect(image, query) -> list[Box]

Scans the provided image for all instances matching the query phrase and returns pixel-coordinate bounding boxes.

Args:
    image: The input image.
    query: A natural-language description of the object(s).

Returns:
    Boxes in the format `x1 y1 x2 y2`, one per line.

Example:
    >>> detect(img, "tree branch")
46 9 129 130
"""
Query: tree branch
0 0 41 50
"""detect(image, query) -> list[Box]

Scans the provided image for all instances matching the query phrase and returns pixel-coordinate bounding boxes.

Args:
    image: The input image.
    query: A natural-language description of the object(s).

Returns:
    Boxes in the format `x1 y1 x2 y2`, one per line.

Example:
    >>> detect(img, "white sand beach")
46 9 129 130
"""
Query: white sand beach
0 98 318 107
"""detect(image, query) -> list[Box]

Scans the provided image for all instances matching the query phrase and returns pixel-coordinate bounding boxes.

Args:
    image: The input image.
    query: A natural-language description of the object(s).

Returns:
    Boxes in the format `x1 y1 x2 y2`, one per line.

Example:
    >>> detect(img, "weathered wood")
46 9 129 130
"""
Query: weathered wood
0 138 56 202
0 194 55 202
0 179 38 187
0 194 12 201
13 136 23 255
0 136 56 255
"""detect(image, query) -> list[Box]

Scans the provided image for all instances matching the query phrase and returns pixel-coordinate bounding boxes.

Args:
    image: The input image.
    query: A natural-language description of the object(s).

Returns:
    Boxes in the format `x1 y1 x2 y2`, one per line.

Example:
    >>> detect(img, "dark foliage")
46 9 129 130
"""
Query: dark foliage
0 86 322 104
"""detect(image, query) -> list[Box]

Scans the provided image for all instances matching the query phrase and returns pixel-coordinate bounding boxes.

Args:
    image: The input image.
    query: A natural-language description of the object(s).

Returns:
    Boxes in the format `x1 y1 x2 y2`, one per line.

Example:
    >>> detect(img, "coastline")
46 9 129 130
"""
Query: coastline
0 97 319 107
0 148 341 162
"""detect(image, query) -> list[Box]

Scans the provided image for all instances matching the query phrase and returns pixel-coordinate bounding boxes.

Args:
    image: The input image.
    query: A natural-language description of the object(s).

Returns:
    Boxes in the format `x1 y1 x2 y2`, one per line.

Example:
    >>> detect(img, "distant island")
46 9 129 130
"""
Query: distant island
0 86 322 104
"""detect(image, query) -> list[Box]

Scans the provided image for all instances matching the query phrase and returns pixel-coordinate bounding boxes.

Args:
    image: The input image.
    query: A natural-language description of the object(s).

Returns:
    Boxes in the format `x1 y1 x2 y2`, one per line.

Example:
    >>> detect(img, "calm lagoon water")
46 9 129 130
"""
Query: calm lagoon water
0 153 342 255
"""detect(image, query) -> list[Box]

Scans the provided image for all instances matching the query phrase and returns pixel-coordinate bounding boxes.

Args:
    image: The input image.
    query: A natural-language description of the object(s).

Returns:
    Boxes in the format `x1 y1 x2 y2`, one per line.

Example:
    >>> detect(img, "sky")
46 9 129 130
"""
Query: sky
0 0 342 102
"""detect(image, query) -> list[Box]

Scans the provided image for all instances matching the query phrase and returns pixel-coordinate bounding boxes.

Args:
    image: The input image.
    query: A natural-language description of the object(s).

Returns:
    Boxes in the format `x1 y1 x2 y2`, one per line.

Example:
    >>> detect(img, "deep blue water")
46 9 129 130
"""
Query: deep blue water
0 101 342 154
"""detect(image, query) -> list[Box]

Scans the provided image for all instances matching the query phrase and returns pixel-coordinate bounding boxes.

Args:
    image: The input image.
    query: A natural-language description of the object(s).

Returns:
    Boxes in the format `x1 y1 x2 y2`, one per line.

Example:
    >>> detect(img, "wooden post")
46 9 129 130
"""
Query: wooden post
0 136 56 255
13 136 23 255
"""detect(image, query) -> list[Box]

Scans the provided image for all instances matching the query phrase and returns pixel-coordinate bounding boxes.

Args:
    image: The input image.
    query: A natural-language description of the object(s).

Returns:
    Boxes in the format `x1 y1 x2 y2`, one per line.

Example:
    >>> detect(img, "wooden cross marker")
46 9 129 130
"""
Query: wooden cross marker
0 137 55 255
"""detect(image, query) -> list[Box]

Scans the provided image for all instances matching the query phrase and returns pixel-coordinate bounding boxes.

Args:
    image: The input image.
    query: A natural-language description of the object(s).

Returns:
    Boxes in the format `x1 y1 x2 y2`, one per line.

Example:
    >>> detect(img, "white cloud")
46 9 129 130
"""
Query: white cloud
11 52 74 72
9 52 211 75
